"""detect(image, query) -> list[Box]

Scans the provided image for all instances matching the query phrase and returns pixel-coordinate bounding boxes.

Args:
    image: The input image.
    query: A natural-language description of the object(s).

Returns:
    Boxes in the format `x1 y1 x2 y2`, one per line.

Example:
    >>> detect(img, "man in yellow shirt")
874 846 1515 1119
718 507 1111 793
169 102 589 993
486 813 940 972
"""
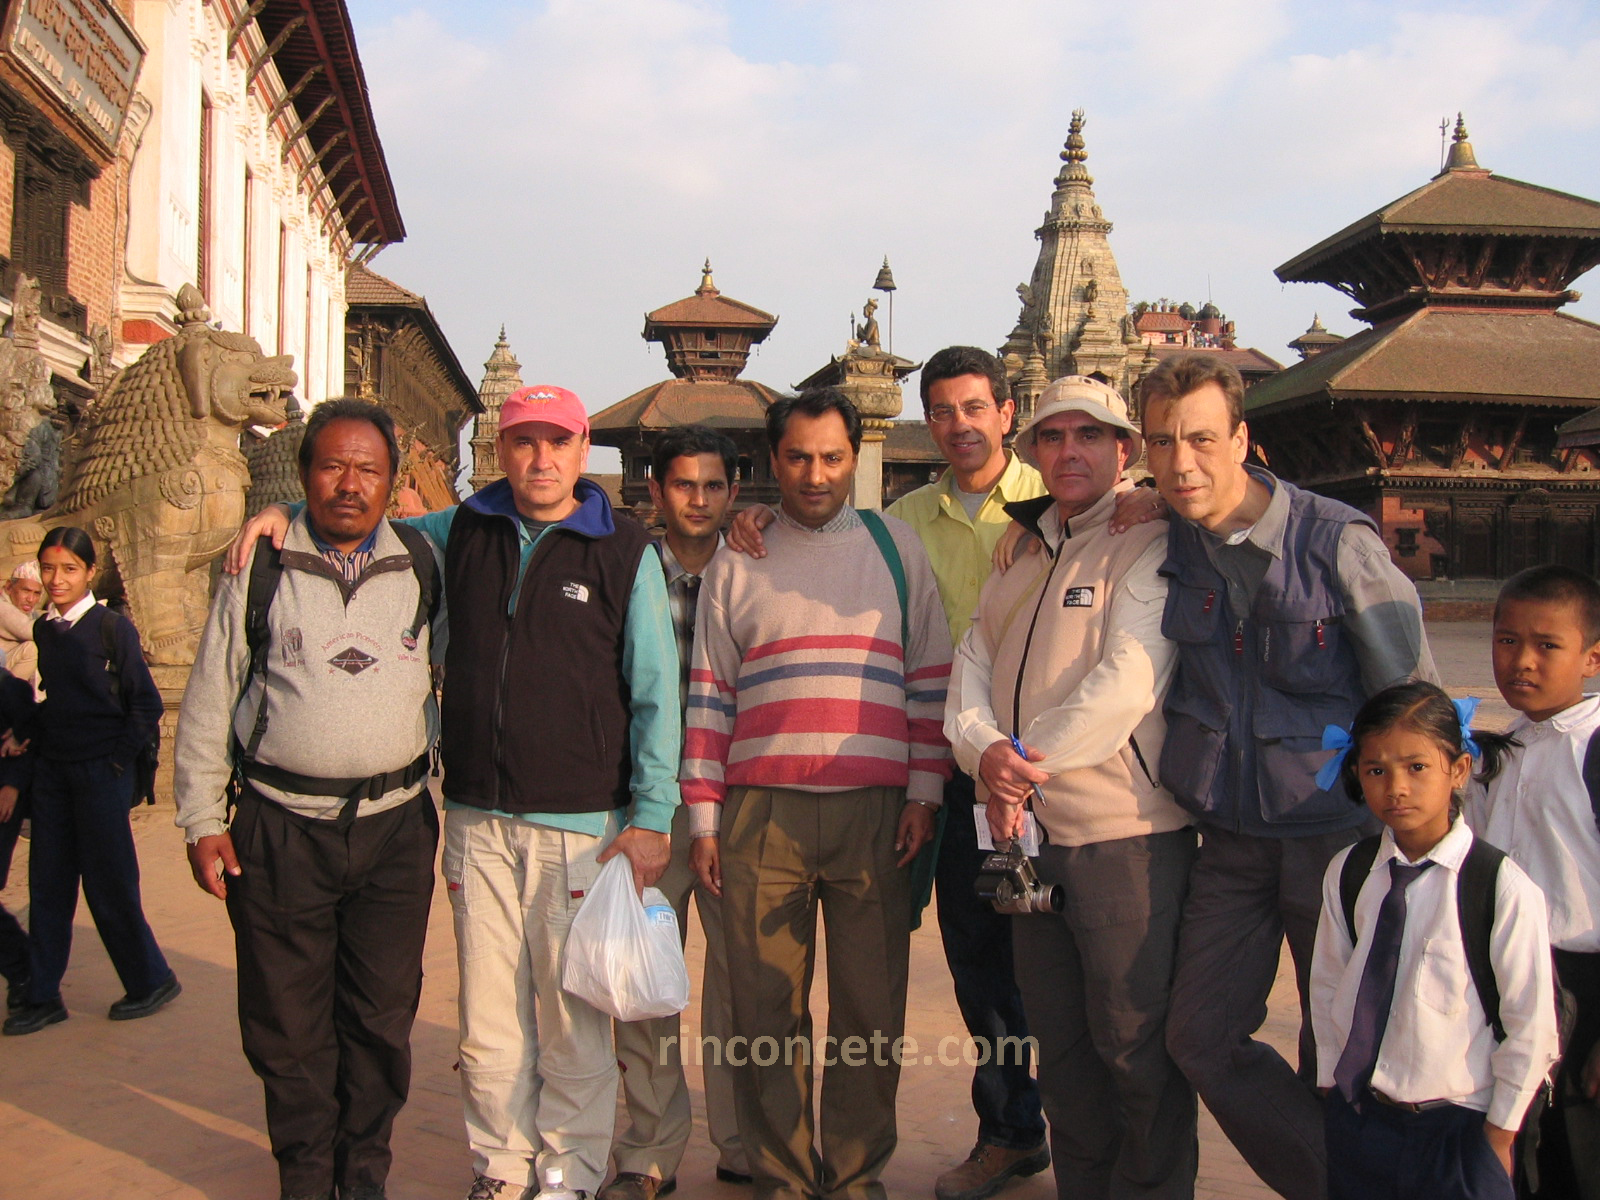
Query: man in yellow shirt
885 348 1050 1200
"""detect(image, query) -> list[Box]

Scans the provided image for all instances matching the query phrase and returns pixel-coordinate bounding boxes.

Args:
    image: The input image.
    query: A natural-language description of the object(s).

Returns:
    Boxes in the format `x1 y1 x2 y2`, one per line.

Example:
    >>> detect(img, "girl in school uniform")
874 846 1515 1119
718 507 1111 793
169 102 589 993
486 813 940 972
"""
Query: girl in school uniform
2 527 178 1036
1310 680 1558 1200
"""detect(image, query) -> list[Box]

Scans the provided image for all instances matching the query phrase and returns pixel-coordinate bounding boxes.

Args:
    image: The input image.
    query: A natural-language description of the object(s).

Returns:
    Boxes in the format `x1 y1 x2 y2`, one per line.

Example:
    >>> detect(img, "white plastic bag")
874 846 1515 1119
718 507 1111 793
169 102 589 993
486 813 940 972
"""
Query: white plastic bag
562 854 690 1022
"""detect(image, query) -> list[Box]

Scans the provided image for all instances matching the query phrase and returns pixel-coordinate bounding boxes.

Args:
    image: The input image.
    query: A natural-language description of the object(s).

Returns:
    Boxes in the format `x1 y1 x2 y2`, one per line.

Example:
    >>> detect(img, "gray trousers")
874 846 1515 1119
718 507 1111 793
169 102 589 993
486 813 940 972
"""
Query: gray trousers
1164 825 1363 1200
1013 829 1199 1200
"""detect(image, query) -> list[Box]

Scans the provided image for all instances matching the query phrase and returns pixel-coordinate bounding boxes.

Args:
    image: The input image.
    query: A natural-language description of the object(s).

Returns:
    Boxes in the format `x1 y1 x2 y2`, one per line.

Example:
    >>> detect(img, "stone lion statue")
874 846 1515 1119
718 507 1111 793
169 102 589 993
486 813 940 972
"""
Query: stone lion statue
0 284 294 664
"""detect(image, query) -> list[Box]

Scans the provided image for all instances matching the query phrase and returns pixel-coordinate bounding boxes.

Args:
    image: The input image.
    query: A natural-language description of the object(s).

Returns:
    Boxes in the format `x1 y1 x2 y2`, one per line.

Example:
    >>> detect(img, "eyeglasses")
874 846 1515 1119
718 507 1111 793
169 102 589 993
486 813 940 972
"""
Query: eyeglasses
926 401 997 425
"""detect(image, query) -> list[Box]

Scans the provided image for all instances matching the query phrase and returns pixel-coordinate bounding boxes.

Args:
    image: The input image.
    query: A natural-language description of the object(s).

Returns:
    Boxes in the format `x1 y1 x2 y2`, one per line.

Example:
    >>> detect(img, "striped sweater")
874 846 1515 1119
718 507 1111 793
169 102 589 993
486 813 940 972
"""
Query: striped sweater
682 509 953 834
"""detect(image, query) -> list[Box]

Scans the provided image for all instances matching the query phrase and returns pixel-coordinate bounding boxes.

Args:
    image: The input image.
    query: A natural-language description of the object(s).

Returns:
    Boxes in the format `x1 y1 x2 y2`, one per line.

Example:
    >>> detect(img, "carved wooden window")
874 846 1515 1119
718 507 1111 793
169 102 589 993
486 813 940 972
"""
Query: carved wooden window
11 146 69 294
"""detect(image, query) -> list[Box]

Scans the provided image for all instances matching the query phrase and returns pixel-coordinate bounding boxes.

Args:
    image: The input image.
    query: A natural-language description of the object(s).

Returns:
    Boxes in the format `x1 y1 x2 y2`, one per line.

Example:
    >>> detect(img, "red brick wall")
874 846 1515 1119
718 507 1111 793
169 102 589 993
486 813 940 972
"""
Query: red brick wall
68 164 125 335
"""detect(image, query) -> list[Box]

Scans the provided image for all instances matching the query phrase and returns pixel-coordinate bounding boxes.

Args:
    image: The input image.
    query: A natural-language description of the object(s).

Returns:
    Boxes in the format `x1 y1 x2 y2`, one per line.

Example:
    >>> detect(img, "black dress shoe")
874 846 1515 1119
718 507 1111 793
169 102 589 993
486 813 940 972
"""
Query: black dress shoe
108 973 181 1020
3 997 67 1035
714 1167 754 1185
5 976 27 1013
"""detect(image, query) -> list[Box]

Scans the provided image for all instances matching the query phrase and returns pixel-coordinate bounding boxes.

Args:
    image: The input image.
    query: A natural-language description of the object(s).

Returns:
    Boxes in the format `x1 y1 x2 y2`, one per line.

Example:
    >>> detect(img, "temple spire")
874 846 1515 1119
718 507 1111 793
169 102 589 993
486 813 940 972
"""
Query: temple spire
1057 108 1092 186
698 258 718 295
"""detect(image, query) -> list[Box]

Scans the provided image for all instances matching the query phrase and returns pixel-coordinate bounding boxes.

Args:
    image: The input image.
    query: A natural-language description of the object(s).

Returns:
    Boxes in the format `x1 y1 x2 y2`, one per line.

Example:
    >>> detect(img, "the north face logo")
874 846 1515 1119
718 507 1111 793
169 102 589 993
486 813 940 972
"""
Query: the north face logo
329 646 378 675
1063 587 1096 608
562 582 590 603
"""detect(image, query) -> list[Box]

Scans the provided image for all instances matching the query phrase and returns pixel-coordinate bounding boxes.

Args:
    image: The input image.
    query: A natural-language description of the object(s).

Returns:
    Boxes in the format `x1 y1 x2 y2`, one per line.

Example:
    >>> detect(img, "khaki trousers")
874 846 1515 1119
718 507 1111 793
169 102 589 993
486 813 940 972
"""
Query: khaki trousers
722 785 912 1200
612 803 748 1179
443 807 616 1193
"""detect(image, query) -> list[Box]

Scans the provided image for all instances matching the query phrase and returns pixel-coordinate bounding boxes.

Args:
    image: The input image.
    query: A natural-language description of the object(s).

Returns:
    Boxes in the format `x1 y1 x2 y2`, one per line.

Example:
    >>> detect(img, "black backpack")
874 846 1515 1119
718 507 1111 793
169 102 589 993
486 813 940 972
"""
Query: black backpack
1338 833 1508 1041
97 609 160 808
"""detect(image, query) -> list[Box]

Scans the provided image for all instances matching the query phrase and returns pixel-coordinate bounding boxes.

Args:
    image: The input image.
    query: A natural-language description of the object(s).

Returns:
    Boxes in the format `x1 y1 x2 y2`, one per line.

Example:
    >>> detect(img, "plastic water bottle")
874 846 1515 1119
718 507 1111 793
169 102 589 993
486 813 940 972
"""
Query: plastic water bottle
541 1167 581 1200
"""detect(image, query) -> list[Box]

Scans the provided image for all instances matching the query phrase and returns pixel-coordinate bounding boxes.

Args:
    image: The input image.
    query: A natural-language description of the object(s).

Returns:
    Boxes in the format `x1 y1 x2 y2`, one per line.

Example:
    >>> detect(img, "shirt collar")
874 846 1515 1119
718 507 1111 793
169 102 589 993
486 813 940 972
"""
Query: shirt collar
1377 814 1473 871
1205 465 1288 558
47 593 98 626
306 523 379 557
775 505 861 535
937 451 1033 512
657 533 723 585
1510 692 1600 735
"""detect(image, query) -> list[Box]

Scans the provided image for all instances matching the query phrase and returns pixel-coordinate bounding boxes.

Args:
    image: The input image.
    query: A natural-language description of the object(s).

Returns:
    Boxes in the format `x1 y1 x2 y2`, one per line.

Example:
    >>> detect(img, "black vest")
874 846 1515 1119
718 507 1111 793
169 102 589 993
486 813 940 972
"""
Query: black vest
440 501 651 815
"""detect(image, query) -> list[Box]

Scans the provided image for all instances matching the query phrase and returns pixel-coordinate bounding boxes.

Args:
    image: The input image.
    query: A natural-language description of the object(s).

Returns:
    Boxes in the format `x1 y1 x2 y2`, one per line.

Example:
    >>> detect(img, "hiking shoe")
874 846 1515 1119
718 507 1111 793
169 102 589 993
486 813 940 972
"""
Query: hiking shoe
465 1177 530 1200
108 973 181 1020
934 1141 1051 1200
3 997 66 1035
598 1174 676 1200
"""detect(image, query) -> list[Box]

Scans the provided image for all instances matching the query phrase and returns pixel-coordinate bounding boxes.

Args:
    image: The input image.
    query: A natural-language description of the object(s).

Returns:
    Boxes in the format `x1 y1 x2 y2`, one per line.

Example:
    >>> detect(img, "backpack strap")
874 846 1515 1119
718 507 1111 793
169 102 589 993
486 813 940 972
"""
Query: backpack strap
240 540 286 762
858 509 908 649
389 521 441 641
1338 834 1382 944
1582 727 1600 841
1458 838 1507 1042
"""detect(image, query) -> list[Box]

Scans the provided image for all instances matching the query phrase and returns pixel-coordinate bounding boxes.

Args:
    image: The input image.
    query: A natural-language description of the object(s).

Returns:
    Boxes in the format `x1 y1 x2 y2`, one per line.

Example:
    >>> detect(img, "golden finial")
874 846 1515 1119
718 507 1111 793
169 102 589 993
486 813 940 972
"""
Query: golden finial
1061 109 1088 165
1442 112 1481 172
698 259 717 295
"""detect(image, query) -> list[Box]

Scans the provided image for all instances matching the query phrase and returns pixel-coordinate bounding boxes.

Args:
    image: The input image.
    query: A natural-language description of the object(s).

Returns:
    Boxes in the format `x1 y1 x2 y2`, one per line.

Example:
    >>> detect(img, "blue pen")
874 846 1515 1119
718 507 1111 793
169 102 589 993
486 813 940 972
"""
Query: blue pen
1009 734 1047 808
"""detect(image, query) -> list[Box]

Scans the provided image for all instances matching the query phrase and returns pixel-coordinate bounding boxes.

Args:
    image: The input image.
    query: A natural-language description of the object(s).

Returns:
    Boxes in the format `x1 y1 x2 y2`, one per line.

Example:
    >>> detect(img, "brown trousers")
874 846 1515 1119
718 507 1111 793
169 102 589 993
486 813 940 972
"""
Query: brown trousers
721 785 912 1200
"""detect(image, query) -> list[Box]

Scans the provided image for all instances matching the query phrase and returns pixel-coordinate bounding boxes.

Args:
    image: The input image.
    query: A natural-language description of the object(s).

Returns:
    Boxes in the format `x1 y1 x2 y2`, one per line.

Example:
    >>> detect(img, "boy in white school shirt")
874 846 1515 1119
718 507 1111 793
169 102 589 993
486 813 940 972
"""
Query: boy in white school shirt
1468 565 1600 1198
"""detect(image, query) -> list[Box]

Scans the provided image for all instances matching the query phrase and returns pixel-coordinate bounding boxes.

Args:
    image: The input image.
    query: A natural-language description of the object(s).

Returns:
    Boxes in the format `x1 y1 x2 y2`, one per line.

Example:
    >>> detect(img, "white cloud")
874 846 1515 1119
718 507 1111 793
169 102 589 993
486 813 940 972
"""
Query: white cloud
347 0 1600 474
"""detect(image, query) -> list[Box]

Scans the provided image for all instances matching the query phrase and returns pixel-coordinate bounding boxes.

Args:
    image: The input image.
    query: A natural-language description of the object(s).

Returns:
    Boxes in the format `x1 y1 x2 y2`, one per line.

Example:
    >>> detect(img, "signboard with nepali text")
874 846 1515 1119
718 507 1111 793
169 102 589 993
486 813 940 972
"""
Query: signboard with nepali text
2 0 144 154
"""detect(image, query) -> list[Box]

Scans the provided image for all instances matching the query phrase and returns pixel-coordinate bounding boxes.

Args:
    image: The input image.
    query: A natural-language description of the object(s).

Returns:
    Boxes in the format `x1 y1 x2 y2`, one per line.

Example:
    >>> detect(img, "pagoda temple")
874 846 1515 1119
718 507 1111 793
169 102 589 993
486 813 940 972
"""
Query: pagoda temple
589 263 785 511
1244 118 1600 580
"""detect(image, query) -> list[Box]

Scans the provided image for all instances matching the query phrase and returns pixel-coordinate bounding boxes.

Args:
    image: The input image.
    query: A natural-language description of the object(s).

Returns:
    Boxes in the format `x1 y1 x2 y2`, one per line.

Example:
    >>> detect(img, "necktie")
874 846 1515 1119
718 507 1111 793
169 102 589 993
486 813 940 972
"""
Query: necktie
1334 857 1435 1104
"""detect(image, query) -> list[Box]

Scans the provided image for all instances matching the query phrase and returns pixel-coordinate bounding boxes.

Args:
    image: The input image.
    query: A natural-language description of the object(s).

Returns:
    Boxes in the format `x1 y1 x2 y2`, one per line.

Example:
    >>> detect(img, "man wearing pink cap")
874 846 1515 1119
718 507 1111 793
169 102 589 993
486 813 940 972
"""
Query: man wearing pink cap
230 386 682 1200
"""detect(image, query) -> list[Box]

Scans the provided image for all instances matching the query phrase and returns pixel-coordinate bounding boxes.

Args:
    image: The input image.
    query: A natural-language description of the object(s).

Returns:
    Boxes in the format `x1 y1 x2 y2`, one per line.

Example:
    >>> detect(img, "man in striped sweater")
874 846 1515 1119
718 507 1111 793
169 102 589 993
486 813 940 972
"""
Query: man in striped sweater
685 389 953 1200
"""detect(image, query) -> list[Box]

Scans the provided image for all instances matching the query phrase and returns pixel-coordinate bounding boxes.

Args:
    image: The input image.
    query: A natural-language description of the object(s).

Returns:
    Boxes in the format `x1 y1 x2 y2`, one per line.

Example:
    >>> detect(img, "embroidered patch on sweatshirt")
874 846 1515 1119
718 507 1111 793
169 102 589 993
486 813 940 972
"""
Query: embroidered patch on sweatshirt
562 582 591 603
1063 587 1095 608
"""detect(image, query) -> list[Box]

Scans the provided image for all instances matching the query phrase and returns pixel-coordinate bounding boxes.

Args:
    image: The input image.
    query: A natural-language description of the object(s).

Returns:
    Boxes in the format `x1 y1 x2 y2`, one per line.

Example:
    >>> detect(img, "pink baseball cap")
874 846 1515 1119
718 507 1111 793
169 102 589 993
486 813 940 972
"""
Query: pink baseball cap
498 384 589 437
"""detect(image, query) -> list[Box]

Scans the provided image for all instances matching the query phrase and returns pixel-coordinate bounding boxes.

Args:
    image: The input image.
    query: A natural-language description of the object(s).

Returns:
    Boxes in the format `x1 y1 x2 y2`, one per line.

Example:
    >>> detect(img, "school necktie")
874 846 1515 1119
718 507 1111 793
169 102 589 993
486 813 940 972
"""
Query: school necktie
1334 857 1435 1104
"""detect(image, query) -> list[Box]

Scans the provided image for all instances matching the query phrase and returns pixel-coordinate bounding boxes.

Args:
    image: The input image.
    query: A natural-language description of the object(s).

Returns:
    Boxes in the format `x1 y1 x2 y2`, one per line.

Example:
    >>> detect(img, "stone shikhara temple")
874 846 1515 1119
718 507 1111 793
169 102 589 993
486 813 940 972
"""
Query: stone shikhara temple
1246 119 1600 581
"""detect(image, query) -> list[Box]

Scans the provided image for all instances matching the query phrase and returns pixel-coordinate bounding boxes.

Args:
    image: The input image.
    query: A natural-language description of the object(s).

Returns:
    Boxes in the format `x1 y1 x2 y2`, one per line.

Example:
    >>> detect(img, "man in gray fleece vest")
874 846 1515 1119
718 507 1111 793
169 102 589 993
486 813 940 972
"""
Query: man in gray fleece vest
175 400 442 1200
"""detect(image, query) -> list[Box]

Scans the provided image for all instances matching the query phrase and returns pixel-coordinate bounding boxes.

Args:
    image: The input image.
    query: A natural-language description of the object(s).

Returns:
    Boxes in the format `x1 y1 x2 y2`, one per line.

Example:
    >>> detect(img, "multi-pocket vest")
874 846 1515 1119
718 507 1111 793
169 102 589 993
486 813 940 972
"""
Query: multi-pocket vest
1158 477 1373 835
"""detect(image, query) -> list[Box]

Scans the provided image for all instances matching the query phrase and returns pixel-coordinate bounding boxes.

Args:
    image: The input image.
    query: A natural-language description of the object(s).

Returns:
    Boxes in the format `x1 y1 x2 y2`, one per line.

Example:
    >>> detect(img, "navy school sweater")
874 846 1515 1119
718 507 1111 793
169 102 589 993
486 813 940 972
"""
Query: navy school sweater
32 605 163 767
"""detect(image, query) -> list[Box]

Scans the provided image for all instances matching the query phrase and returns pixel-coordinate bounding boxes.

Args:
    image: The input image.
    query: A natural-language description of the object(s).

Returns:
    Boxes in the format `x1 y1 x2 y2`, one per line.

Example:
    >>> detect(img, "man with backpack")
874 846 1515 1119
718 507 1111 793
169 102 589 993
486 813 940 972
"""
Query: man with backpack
176 399 443 1200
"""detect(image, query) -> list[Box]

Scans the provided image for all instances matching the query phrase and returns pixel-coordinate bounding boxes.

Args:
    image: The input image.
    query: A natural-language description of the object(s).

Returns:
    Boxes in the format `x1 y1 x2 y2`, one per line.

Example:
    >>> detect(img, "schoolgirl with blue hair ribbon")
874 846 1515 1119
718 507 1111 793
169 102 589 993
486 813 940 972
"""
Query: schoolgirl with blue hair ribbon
1307 680 1556 1200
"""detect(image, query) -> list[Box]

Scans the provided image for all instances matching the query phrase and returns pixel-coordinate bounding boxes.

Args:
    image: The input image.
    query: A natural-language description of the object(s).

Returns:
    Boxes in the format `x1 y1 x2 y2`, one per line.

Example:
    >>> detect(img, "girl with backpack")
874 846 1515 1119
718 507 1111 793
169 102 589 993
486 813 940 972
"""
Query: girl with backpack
1309 680 1557 1199
2 526 177 1036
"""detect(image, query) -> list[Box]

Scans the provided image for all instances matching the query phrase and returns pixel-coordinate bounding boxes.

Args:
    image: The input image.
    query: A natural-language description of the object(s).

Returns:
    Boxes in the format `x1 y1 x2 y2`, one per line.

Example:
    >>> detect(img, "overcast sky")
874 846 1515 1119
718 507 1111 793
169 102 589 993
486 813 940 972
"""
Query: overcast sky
342 0 1600 472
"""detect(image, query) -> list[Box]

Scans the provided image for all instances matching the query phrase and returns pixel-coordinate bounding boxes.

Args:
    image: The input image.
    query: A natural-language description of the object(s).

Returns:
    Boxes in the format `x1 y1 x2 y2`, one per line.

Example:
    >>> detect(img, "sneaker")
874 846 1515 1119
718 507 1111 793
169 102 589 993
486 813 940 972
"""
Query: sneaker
934 1141 1051 1200
2 997 67 1036
598 1174 676 1200
108 973 181 1021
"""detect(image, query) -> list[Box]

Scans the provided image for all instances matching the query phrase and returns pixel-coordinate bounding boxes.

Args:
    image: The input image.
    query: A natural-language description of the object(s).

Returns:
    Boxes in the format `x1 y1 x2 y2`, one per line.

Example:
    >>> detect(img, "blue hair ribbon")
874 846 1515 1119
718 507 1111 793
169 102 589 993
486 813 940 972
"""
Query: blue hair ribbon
1316 694 1485 793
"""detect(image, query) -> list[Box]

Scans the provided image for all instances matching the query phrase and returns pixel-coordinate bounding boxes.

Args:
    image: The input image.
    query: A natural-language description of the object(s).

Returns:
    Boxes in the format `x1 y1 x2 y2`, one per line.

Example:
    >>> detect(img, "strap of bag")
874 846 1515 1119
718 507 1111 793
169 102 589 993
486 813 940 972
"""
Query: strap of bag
1458 838 1507 1042
1583 727 1600 841
389 520 441 640
858 509 908 649
1340 831 1506 1041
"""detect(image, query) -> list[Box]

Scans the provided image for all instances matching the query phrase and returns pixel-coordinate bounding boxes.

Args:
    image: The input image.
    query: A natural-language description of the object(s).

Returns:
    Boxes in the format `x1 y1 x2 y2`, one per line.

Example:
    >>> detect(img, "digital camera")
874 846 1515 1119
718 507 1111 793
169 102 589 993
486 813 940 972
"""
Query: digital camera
974 842 1063 915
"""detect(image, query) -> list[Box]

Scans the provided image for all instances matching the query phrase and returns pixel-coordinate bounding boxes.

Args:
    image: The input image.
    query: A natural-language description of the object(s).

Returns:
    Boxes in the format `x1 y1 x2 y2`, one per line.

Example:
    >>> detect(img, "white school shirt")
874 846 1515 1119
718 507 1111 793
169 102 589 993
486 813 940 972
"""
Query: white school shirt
1465 695 1600 953
1310 818 1557 1129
